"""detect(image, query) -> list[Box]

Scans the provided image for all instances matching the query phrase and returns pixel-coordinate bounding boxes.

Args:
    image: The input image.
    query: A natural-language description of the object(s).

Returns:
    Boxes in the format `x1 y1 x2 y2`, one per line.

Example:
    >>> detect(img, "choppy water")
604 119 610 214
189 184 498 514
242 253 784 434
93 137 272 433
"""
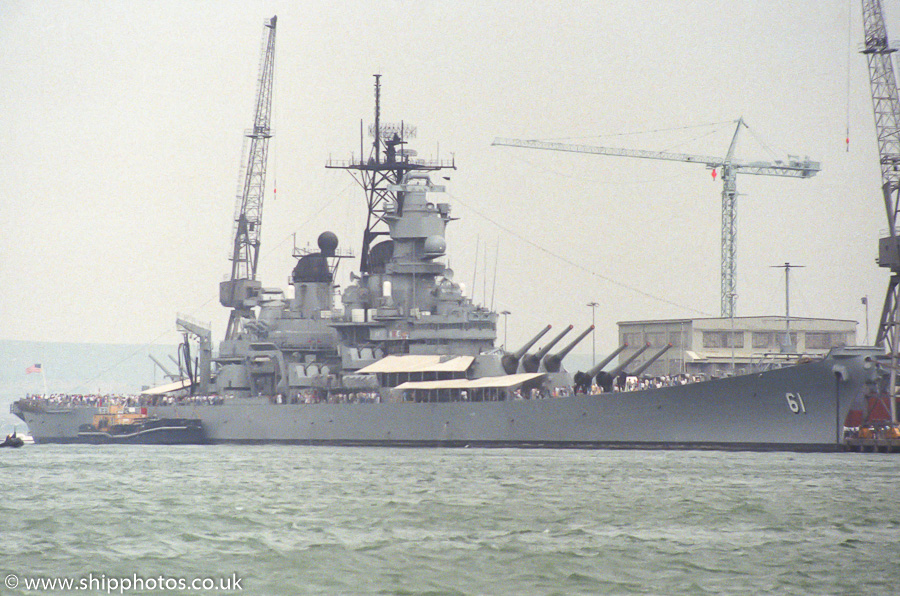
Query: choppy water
1 446 898 595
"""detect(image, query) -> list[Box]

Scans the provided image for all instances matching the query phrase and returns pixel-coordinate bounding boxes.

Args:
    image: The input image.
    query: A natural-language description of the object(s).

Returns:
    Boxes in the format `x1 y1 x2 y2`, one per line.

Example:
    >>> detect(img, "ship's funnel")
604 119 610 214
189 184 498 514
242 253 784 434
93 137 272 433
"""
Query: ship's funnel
543 325 593 372
522 325 573 372
630 344 673 377
502 324 552 374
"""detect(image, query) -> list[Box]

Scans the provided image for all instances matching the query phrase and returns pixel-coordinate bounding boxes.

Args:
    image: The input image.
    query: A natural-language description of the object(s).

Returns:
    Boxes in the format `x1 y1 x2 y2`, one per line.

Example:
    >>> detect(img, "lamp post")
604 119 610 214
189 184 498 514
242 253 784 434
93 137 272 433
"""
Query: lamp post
500 310 511 351
772 262 803 352
729 292 737 374
862 296 869 345
587 301 599 366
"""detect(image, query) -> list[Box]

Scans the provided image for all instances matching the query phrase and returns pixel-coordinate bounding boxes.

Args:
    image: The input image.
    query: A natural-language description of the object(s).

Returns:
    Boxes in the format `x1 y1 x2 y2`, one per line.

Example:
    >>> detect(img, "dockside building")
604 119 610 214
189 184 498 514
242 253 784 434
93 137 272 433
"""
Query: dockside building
617 316 858 378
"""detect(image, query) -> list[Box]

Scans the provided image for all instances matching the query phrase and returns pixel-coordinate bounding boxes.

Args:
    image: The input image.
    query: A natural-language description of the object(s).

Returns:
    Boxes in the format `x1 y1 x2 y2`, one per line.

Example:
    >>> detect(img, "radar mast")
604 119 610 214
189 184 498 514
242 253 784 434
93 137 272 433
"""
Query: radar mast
326 75 455 273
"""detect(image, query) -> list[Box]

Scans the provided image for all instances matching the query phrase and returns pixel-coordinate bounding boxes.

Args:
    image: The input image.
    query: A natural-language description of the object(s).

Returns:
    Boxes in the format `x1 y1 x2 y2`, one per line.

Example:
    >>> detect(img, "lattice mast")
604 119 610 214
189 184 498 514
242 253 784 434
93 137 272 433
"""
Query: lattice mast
221 16 276 340
326 75 455 273
862 1 900 352
719 120 745 320
493 123 820 318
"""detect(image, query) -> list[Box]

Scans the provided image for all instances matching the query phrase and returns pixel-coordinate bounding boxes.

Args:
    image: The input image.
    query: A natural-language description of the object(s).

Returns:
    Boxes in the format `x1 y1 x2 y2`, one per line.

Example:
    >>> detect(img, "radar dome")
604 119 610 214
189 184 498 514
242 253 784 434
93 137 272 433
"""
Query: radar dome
318 231 338 256
292 254 330 283
423 235 446 258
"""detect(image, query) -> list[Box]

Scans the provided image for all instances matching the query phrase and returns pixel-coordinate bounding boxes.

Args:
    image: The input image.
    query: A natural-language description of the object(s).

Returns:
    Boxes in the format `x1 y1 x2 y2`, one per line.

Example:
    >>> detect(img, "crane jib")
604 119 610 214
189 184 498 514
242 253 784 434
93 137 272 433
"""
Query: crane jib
491 131 820 319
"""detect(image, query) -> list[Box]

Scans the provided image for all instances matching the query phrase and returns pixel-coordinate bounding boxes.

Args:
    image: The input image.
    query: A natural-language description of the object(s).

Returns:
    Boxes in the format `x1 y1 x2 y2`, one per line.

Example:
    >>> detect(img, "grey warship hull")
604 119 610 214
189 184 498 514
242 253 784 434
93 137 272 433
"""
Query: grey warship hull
13 349 877 450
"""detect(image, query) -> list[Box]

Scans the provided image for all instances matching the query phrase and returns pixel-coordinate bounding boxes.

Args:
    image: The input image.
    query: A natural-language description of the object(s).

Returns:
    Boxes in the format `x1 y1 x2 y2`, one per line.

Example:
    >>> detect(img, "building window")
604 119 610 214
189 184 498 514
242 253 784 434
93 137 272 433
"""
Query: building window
806 332 848 349
752 332 773 349
806 332 828 349
623 332 642 346
703 331 743 348
769 332 798 348
646 332 667 347
703 332 722 348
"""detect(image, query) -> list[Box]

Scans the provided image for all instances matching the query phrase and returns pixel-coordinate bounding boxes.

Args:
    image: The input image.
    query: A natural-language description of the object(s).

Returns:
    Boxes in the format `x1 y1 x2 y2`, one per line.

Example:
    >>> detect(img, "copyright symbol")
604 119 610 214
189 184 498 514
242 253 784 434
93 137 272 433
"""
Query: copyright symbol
5 573 18 589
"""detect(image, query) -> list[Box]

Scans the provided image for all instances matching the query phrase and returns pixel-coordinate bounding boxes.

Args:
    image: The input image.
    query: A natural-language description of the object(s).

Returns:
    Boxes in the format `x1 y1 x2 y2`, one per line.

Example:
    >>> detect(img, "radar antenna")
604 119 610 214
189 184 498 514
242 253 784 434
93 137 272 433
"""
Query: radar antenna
326 75 456 273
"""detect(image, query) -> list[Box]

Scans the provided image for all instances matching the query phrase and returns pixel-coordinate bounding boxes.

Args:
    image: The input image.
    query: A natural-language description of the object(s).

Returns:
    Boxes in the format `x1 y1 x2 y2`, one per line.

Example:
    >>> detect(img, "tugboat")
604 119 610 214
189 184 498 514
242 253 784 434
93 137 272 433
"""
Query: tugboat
1 432 24 448
77 405 205 445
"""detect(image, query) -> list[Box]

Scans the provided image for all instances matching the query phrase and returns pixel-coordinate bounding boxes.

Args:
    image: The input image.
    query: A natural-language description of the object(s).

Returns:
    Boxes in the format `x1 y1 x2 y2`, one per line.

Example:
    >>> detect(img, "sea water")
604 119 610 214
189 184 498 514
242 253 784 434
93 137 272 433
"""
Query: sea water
1 446 898 595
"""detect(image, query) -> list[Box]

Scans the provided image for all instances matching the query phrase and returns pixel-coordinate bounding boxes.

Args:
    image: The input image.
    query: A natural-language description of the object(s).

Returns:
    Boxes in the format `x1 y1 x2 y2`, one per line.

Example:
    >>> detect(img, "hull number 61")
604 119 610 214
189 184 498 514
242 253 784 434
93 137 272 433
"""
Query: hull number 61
785 392 806 414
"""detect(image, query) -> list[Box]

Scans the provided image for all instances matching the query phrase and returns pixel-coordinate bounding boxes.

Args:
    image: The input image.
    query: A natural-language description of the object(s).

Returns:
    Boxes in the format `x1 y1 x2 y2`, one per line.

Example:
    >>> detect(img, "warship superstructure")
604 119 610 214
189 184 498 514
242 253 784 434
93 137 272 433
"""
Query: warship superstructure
12 19 896 450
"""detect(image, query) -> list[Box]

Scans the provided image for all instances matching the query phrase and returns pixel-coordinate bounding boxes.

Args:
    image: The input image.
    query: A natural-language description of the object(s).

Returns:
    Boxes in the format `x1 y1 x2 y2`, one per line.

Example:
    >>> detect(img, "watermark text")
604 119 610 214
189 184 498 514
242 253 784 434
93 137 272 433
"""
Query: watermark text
5 572 243 593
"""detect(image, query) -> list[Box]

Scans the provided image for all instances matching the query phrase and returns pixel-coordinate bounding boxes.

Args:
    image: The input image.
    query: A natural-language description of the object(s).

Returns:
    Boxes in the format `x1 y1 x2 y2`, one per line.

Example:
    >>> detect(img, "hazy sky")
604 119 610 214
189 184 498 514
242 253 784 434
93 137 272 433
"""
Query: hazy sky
0 1 890 356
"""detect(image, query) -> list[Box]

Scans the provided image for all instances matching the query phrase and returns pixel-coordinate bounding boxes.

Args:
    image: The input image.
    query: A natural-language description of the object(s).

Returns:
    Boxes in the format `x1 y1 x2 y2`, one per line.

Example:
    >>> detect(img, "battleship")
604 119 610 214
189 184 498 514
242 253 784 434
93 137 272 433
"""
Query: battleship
11 18 896 451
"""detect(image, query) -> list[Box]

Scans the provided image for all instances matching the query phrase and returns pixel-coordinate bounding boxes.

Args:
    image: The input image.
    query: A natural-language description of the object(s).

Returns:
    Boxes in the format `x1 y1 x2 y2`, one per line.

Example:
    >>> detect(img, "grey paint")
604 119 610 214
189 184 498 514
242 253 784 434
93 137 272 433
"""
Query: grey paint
16 349 877 449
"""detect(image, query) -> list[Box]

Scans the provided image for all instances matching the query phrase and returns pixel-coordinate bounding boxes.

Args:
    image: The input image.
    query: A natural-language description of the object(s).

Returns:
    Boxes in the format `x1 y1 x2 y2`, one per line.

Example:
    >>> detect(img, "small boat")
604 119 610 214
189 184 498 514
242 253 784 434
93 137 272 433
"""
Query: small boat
76 405 205 445
1 433 25 448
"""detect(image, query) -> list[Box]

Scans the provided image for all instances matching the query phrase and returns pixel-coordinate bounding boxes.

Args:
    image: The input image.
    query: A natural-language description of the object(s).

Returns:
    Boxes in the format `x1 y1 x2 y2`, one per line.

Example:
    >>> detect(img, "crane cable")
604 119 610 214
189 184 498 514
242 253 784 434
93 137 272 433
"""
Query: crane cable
539 120 736 142
846 0 853 152
446 191 714 317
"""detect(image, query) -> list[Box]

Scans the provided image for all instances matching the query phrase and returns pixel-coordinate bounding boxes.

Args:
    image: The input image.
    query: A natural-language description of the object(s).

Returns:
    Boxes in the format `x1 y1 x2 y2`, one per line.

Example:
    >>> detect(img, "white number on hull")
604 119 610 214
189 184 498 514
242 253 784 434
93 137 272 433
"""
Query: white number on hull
785 392 806 414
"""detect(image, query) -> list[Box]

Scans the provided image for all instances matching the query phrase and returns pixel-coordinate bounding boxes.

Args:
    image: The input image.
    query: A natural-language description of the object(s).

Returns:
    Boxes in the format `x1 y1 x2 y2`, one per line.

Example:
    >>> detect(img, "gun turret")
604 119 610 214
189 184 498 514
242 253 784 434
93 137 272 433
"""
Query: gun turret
630 344 673 377
543 325 593 372
502 325 552 374
522 325 573 372
572 342 628 393
595 343 651 392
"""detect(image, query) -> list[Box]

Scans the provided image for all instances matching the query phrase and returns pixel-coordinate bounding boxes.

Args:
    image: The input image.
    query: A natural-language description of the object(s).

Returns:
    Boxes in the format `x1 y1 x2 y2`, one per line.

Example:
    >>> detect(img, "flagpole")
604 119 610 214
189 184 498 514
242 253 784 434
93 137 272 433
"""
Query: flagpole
40 366 48 397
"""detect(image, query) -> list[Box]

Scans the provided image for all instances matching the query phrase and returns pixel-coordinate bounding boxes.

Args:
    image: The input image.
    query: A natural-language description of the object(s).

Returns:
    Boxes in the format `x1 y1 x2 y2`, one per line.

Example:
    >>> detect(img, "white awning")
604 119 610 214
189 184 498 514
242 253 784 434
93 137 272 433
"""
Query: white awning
393 373 546 391
357 355 475 374
141 379 192 396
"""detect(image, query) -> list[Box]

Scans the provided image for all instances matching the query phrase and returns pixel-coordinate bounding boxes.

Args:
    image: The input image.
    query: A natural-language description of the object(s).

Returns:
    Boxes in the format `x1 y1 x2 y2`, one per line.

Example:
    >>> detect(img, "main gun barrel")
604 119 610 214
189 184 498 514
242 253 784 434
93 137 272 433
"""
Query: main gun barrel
522 325 573 372
587 343 629 377
543 325 594 372
502 324 552 374
607 343 652 378
573 342 630 394
629 344 673 377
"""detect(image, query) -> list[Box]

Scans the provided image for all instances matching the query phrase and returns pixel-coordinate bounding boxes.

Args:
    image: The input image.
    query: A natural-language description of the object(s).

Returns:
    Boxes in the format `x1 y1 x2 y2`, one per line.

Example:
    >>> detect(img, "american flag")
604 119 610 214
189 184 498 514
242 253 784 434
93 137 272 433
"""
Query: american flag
26 363 42 374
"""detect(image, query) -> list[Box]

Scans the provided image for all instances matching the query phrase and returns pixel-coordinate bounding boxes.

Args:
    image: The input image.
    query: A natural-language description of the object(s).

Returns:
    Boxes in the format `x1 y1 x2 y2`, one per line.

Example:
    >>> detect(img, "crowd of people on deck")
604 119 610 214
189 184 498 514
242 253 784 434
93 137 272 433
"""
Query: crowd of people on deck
615 374 705 392
269 391 382 405
22 393 140 408
20 393 228 409
143 394 228 406
19 373 706 410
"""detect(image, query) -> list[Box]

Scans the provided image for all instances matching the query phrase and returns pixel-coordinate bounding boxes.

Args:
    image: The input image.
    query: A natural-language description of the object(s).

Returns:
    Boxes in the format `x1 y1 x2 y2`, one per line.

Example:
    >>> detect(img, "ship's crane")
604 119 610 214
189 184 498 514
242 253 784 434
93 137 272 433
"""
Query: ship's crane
493 120 821 318
861 0 900 421
220 16 277 340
